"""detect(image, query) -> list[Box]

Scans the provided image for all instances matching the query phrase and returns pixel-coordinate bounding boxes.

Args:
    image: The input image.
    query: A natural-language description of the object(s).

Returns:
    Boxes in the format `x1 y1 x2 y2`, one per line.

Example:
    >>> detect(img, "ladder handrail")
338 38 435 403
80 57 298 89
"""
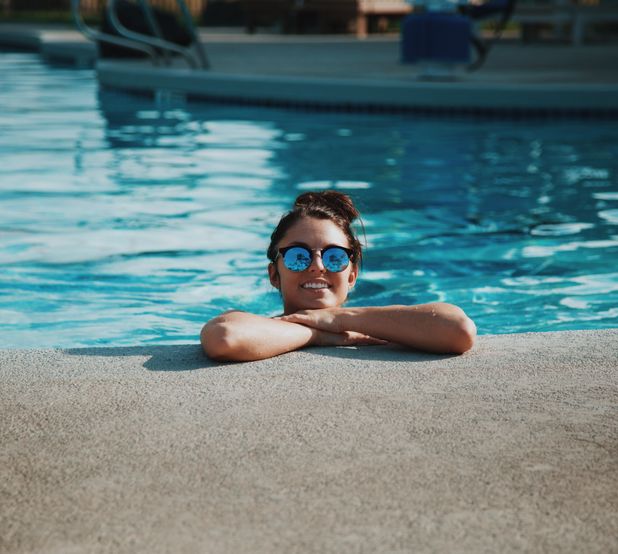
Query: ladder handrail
173 0 209 69
137 0 172 66
107 0 202 69
71 0 160 65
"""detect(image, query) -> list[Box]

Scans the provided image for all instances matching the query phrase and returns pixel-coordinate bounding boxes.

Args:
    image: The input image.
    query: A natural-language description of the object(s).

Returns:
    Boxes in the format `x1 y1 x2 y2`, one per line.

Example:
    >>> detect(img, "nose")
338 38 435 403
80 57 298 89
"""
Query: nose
308 251 326 272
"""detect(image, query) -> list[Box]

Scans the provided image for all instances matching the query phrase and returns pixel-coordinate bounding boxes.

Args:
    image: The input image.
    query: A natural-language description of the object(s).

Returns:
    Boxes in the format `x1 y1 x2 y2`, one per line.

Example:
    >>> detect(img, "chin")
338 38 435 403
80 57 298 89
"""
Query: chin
304 297 343 310
287 297 341 313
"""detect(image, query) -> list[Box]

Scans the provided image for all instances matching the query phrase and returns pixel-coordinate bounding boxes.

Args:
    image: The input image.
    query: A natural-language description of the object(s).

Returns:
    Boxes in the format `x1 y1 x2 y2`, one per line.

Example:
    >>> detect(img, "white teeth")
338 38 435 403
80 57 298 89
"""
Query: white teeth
302 282 329 289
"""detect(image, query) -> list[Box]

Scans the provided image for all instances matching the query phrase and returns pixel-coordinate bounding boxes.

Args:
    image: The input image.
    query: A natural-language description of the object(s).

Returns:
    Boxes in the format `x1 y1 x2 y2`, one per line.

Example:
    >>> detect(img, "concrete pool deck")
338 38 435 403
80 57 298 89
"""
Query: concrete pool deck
1 329 617 553
1 23 618 113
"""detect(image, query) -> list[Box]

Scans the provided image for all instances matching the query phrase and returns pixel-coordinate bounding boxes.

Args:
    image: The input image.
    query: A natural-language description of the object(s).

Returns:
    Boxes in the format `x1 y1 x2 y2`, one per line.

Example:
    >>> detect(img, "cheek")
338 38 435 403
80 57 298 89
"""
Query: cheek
279 274 299 292
334 274 352 294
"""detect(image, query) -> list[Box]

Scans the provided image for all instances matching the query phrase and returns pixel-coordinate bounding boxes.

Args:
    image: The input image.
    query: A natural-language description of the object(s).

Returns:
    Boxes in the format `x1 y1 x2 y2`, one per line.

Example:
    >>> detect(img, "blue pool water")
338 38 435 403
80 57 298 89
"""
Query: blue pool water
1 52 617 348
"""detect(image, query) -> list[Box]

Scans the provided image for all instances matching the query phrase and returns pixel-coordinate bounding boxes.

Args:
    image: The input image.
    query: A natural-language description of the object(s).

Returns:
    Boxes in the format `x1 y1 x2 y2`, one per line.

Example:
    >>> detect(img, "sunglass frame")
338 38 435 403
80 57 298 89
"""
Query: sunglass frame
277 245 355 273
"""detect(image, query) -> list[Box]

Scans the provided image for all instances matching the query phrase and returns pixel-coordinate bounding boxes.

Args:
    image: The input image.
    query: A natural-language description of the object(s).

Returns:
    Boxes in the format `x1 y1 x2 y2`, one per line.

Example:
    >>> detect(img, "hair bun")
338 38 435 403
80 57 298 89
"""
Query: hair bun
267 189 364 264
293 190 359 224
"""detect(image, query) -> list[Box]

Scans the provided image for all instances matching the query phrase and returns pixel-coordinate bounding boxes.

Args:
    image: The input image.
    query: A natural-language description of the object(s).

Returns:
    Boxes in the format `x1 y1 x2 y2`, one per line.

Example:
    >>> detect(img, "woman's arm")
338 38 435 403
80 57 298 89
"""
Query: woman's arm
201 310 385 362
278 303 476 354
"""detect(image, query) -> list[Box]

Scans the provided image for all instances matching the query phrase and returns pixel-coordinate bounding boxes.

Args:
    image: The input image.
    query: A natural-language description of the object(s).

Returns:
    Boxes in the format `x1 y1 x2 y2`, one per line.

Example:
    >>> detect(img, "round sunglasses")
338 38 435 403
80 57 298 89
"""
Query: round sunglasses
277 245 354 273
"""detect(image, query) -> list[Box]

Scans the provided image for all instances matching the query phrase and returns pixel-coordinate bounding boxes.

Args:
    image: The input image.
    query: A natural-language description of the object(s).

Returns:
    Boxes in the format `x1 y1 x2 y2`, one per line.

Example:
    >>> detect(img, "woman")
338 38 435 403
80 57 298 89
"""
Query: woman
201 191 476 361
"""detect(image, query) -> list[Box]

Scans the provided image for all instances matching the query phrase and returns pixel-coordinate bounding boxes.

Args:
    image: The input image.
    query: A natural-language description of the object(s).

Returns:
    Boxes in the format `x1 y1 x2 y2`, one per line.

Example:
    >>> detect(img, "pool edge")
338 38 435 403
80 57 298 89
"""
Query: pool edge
1 328 617 552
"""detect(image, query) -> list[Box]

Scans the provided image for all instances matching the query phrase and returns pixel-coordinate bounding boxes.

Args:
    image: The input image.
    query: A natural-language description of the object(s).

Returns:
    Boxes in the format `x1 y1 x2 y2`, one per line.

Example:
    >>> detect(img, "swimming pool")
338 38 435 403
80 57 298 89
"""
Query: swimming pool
1 51 617 348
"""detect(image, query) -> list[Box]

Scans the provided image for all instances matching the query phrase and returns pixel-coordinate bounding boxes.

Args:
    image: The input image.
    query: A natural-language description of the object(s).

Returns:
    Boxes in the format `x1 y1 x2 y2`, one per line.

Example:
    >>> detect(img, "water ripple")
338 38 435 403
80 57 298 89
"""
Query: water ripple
1 52 617 346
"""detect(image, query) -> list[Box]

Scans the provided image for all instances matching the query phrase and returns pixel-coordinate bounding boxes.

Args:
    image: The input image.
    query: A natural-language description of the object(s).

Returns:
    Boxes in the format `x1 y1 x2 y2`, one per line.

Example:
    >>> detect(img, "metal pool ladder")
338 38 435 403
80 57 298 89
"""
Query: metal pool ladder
71 0 209 69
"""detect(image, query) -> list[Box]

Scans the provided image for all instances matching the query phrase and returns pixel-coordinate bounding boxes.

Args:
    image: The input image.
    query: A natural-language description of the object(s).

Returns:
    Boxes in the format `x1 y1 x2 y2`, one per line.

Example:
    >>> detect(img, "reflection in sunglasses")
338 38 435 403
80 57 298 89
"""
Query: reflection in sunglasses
279 245 352 273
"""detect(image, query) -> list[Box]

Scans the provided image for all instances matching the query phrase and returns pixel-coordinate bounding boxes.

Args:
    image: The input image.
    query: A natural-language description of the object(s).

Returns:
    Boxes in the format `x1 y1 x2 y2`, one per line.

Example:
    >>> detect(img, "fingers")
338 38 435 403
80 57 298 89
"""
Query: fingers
272 315 387 347
273 314 310 324
317 331 387 347
278 313 315 327
355 337 388 346
342 331 388 346
281 310 310 319
275 309 346 336
277 314 300 322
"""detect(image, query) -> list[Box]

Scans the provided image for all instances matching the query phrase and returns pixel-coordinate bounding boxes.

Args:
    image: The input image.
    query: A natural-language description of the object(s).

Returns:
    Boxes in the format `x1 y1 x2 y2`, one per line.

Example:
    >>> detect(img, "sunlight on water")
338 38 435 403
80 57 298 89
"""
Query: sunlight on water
1 52 617 347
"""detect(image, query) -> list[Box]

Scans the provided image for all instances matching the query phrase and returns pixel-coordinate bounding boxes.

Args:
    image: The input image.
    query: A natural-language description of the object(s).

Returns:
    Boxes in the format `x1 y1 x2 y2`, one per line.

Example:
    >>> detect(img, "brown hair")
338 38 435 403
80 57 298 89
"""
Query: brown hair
267 190 364 265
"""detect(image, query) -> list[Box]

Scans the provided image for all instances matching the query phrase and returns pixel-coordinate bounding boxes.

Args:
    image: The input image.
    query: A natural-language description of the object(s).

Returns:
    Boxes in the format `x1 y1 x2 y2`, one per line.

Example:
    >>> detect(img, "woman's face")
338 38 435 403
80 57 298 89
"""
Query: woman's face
268 217 358 314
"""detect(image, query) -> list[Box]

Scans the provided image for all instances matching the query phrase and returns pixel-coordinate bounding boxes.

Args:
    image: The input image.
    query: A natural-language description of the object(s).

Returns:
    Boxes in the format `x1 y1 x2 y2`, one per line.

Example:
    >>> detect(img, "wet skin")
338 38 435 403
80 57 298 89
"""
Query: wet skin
268 217 358 315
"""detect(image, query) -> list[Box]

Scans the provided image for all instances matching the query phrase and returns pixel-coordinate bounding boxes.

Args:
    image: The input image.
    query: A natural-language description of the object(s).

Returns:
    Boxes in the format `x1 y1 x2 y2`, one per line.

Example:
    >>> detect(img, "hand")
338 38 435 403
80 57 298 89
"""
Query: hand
276 308 344 333
311 329 388 347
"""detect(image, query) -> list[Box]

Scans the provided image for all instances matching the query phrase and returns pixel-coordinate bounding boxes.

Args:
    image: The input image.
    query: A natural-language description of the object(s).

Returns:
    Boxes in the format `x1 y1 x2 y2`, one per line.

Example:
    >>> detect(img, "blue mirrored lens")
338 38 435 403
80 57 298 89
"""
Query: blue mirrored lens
282 247 311 272
322 247 350 272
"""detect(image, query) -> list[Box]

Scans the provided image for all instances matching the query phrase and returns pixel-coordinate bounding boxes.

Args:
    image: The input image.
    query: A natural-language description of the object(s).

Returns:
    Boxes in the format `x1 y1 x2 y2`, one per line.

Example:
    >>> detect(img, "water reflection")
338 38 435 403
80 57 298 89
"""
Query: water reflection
95 87 618 341
1 53 617 347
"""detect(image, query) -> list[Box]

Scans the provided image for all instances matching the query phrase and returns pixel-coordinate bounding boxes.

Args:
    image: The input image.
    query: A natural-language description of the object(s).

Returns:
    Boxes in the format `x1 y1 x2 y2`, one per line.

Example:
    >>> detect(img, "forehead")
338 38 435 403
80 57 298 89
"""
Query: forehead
279 217 349 247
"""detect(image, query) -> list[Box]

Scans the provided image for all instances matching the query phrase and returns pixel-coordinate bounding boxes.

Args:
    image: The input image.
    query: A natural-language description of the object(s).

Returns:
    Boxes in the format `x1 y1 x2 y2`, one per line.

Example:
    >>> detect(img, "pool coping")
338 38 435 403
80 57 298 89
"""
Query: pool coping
97 58 618 115
0 23 96 67
1 328 617 552
2 23 618 115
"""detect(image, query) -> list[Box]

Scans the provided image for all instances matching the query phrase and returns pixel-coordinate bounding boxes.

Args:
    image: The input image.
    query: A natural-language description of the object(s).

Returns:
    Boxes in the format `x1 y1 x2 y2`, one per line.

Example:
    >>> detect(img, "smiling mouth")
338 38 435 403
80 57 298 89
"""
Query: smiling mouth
301 282 331 290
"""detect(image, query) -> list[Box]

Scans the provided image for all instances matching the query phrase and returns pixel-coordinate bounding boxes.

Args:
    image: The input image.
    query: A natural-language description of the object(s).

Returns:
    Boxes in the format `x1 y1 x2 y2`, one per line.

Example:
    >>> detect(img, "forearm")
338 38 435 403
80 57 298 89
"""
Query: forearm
201 311 316 362
339 303 476 354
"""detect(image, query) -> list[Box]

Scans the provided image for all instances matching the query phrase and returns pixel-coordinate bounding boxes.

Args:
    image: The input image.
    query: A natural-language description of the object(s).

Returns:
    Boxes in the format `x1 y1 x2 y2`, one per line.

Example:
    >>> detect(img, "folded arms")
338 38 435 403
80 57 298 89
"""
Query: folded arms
201 303 476 362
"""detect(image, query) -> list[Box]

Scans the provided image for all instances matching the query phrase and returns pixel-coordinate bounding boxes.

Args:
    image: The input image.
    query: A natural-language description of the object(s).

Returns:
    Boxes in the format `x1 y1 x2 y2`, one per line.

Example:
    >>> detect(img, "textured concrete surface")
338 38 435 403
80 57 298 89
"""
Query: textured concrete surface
1 329 617 553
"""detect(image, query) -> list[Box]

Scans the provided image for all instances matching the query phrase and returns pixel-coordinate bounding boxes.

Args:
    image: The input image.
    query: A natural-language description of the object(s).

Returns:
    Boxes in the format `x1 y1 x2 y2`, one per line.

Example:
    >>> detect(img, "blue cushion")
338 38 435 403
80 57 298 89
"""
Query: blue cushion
401 13 471 64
